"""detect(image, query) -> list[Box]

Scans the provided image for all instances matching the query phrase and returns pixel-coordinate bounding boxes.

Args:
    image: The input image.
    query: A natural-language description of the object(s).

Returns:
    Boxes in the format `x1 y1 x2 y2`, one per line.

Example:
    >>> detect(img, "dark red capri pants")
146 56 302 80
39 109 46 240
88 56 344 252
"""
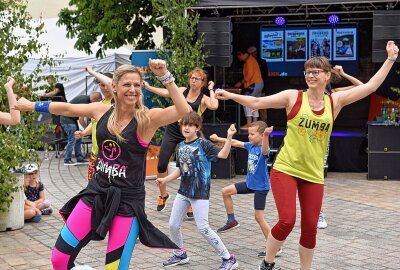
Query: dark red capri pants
270 169 324 249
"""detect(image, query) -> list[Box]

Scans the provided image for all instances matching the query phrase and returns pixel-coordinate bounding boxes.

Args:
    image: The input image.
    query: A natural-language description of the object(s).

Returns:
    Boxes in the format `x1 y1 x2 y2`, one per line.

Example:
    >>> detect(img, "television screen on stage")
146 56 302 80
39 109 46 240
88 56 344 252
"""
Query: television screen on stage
260 26 358 77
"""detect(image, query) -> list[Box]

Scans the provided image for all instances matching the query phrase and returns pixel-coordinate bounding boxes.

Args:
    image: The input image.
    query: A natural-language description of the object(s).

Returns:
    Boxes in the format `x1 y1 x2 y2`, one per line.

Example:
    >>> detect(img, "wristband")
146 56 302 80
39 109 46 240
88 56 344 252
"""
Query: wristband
163 77 175 87
156 70 171 82
34 101 51 113
388 57 396 62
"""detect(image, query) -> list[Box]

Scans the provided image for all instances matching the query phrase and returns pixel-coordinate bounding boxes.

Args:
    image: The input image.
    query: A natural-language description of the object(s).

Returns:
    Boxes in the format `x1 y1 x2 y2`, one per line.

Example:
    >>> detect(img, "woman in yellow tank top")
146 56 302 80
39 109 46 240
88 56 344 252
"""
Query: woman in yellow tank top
215 41 398 270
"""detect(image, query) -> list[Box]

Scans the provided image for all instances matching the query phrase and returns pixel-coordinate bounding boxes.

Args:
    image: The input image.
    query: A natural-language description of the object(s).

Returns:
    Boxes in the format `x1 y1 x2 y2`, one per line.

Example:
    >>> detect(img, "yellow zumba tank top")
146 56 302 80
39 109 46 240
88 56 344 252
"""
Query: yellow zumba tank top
273 91 333 184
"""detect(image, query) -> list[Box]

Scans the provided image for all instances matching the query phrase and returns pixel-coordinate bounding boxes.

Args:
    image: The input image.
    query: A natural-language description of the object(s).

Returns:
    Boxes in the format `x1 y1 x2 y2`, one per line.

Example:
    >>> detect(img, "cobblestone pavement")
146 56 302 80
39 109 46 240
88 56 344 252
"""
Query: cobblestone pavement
1 151 399 270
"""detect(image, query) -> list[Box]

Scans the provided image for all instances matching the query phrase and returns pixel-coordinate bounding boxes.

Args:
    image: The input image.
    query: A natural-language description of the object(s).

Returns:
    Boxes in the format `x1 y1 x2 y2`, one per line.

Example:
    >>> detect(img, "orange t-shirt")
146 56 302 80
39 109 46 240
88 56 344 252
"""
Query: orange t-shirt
243 55 263 88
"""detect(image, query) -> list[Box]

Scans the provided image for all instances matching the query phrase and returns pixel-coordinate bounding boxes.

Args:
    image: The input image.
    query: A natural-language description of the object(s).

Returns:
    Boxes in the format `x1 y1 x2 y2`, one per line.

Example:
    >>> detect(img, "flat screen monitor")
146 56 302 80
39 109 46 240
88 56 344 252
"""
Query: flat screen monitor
260 26 358 77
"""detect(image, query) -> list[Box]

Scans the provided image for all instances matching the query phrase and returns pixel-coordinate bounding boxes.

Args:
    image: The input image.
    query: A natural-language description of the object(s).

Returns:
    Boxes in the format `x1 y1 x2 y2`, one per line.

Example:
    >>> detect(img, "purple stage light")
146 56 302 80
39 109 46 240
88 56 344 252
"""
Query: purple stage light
328 14 340 25
275 16 286 26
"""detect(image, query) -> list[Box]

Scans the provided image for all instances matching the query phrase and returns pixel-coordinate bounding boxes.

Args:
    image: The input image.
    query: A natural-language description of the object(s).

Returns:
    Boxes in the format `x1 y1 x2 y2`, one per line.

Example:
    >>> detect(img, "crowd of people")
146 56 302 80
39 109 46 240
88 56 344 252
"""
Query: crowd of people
0 40 398 270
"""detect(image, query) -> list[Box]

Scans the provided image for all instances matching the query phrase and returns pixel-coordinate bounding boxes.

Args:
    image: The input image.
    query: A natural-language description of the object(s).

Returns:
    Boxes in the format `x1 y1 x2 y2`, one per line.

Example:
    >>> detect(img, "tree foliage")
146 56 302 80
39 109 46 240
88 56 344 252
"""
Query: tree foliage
0 0 55 211
149 0 206 144
151 0 206 87
58 0 160 58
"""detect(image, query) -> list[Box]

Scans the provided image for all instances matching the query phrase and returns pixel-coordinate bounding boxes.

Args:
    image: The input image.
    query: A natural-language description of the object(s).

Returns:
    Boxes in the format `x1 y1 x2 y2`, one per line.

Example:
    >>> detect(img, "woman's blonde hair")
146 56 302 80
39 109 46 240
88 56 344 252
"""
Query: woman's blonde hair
107 64 149 143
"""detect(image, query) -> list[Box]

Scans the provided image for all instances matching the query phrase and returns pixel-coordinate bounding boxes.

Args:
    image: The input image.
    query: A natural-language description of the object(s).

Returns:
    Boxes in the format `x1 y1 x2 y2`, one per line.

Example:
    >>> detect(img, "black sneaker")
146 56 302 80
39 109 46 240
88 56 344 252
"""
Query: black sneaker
217 220 240 233
64 160 77 166
157 193 170 211
257 248 283 258
162 253 189 267
259 260 281 270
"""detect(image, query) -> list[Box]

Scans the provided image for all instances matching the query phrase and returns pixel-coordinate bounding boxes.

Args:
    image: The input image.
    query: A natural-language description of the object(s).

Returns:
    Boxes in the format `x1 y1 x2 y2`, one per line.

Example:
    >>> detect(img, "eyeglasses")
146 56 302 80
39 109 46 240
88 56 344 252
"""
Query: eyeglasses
190 77 203 82
304 70 326 77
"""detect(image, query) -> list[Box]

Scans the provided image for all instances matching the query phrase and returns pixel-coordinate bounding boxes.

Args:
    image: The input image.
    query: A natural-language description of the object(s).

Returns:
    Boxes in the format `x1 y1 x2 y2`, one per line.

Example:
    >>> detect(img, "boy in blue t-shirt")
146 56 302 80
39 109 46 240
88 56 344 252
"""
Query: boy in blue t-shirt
210 121 279 257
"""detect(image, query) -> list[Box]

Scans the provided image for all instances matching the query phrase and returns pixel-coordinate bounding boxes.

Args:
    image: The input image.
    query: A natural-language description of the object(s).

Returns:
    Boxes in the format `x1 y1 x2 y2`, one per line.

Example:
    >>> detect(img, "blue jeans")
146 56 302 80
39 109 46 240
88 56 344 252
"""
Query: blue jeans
61 123 84 162
243 81 264 117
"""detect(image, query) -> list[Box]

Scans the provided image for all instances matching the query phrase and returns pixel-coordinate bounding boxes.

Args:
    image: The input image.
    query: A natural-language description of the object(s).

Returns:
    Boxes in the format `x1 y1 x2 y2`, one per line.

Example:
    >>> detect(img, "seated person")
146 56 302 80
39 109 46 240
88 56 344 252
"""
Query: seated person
23 162 53 216
24 194 42 223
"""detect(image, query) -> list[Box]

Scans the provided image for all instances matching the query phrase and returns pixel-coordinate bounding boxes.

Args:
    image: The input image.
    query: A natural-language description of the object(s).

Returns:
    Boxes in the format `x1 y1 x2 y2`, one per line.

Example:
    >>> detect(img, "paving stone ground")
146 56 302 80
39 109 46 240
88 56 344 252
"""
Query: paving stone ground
1 151 399 269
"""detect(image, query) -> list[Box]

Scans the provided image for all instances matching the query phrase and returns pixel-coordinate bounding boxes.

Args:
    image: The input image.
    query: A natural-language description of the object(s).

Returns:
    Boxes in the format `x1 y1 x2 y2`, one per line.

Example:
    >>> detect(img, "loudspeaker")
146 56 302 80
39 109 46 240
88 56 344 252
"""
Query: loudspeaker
368 125 400 151
203 44 233 56
231 133 248 175
198 19 232 32
202 123 232 139
235 148 248 175
211 149 236 179
367 124 400 180
204 56 233 67
368 153 400 180
198 17 233 67
372 10 400 63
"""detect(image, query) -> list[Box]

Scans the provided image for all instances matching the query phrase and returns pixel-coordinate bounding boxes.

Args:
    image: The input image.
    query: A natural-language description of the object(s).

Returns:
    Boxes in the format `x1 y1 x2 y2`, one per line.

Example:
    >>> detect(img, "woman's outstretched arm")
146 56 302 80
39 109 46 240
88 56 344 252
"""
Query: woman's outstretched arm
0 77 20 125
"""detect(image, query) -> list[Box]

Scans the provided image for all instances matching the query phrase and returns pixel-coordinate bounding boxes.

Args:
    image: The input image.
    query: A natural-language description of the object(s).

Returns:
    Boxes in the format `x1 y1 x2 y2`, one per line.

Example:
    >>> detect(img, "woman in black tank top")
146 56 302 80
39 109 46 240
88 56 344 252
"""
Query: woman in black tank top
144 67 219 212
15 60 191 269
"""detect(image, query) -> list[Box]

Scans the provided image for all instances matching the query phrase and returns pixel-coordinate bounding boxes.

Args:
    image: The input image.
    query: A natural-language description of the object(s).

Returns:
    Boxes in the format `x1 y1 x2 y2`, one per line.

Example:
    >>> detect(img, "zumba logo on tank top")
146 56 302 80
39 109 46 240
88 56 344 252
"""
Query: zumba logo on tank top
298 114 331 143
96 139 128 180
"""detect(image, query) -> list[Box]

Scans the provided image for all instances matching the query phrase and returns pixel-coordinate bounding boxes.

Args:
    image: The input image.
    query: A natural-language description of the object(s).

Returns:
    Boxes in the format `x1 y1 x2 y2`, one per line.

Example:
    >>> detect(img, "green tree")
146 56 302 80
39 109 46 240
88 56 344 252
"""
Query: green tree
151 0 205 86
0 0 55 211
150 0 205 144
57 0 160 58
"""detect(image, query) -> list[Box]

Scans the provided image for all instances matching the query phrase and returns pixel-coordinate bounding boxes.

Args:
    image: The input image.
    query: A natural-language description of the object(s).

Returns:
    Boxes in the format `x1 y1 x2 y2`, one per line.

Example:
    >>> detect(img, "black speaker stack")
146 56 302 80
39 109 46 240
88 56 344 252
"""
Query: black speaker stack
372 10 400 63
198 17 233 67
367 124 400 180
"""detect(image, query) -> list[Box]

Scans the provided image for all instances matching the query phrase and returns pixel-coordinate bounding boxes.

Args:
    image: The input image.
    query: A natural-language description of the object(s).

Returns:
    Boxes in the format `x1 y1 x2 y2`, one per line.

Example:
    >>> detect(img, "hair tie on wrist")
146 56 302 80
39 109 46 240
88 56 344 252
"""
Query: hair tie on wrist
388 57 396 62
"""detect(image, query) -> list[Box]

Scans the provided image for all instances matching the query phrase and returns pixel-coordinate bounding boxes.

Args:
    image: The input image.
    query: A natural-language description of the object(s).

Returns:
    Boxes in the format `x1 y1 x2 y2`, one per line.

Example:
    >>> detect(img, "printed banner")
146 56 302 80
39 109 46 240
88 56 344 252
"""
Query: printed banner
261 30 284 62
334 28 357 60
285 29 307 61
309 29 332 59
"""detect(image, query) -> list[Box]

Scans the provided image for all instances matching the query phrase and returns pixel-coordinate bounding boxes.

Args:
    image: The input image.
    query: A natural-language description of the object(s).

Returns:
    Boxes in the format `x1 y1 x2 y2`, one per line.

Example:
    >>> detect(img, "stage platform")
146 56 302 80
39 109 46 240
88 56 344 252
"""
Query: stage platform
223 127 368 174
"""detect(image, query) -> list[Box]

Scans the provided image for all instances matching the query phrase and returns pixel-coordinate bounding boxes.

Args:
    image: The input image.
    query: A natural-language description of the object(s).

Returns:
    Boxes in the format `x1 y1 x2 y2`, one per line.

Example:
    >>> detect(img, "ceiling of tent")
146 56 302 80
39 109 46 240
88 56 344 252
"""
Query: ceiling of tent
192 0 400 24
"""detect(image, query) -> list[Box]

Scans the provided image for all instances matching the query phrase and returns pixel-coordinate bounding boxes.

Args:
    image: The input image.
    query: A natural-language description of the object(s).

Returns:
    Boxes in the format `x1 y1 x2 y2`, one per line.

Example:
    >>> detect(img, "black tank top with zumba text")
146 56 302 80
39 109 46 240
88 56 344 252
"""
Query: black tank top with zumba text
165 88 204 139
94 107 148 188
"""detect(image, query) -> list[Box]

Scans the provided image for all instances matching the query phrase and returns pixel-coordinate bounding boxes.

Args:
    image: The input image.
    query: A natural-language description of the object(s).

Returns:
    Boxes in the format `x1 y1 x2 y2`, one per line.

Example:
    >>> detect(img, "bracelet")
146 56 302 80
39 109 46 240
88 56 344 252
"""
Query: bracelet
163 77 175 87
34 101 51 113
388 57 396 62
156 70 171 82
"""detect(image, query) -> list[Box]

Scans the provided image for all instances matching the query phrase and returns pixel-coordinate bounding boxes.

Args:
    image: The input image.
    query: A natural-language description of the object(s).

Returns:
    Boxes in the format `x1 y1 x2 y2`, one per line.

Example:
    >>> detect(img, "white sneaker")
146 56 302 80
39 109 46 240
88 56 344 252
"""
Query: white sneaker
317 212 328 229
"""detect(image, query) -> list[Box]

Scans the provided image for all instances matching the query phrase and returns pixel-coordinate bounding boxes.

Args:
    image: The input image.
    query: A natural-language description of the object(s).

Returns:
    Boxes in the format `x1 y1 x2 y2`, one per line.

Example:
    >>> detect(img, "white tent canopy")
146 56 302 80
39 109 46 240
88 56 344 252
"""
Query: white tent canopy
22 18 132 101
